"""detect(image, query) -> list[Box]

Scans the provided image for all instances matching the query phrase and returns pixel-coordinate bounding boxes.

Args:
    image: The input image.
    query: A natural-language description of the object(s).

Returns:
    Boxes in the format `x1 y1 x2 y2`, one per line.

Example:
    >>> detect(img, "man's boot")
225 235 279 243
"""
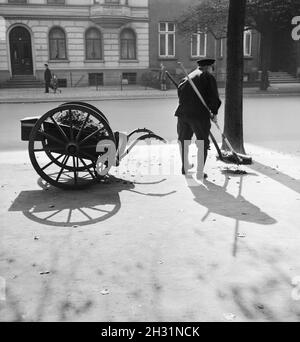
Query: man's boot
196 140 208 180
179 140 193 175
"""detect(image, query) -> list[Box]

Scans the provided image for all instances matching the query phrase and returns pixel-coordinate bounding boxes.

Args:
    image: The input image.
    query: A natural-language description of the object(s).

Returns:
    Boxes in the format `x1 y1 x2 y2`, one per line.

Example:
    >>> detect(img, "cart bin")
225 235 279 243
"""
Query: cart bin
21 117 40 141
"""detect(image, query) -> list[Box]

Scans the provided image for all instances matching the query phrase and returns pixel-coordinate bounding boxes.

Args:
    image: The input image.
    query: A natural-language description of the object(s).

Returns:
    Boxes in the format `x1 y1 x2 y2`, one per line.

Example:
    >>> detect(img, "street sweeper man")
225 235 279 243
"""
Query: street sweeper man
175 58 222 179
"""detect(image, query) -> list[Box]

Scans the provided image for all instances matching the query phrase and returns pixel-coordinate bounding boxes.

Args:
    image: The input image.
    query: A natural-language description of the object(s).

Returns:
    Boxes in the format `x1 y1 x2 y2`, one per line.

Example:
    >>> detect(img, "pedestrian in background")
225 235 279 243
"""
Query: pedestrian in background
51 74 61 94
44 64 52 93
159 63 167 91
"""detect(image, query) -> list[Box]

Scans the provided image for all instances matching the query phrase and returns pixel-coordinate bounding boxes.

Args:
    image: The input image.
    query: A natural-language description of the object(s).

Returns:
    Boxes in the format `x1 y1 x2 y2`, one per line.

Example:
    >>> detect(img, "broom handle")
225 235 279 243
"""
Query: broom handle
177 62 241 162
177 62 212 115
165 70 178 88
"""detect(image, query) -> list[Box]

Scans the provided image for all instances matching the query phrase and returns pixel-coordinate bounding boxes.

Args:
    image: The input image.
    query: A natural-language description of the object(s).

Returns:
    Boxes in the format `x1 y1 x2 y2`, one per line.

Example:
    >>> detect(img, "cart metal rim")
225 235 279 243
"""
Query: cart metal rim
28 103 116 189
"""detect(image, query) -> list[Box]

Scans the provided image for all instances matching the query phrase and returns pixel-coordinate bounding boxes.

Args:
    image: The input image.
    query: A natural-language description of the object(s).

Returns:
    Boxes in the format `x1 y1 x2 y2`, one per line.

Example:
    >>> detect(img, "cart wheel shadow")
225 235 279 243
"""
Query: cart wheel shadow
9 176 175 227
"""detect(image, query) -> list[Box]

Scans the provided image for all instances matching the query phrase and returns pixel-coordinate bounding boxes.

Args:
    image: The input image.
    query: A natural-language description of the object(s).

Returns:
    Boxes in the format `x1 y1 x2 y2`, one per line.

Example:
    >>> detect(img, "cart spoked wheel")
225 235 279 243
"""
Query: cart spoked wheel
61 101 110 127
28 103 116 190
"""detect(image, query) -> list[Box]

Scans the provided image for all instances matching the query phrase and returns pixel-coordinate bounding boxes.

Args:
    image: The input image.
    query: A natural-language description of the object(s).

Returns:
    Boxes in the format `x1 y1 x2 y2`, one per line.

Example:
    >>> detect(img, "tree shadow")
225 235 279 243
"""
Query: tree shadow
249 160 300 194
1 232 97 322
9 176 176 227
0 288 25 322
226 244 300 321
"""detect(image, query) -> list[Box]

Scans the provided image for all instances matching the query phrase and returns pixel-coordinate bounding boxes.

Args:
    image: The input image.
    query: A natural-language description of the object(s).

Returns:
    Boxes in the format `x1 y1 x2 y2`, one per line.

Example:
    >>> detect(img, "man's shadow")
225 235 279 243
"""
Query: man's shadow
9 176 176 228
187 174 276 225
186 171 277 256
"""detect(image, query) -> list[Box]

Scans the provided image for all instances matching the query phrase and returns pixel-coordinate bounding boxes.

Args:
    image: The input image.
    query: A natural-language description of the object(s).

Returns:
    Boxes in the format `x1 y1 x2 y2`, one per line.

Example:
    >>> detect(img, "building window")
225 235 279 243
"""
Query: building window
244 29 252 57
47 0 65 4
104 0 120 4
191 31 207 57
218 38 224 58
49 27 67 60
120 29 136 60
89 73 103 86
85 27 102 60
159 22 175 58
8 0 27 3
122 72 137 85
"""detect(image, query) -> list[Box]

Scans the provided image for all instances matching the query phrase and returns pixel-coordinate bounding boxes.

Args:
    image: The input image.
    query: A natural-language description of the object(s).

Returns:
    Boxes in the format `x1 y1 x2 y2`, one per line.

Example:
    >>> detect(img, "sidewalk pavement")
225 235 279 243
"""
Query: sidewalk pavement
0 83 300 104
0 142 300 321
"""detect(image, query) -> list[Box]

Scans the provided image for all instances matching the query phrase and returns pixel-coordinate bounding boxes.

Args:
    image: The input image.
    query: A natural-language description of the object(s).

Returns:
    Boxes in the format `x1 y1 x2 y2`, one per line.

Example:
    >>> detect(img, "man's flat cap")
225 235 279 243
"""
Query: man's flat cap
197 58 216 67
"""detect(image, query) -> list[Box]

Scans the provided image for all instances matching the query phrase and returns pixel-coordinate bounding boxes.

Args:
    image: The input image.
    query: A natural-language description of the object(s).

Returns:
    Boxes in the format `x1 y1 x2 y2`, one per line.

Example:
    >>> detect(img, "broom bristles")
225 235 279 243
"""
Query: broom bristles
217 151 253 165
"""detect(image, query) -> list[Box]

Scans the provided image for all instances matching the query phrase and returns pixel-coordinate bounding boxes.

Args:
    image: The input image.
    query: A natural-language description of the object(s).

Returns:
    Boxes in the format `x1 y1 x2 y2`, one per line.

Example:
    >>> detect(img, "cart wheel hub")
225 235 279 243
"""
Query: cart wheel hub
66 143 79 155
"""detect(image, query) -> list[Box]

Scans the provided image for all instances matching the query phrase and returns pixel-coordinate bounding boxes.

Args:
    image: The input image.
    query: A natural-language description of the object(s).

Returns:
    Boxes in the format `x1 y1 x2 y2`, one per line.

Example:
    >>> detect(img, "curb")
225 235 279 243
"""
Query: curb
0 94 178 104
0 90 300 104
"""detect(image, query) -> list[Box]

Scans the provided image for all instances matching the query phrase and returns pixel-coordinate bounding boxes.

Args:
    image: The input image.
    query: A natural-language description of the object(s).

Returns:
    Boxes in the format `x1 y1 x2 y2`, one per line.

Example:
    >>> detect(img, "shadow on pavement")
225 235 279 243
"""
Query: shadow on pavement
186 175 277 225
226 242 300 321
249 160 300 194
186 172 277 258
9 176 175 227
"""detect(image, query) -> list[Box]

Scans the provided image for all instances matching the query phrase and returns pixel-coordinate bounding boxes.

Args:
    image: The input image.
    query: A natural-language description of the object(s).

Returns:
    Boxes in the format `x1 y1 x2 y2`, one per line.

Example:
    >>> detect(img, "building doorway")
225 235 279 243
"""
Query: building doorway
270 28 297 74
9 26 33 76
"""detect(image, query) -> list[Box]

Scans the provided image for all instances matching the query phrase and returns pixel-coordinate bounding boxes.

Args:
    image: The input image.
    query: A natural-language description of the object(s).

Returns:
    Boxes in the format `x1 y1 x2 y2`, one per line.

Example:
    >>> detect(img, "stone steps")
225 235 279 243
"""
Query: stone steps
269 72 299 84
1 75 44 88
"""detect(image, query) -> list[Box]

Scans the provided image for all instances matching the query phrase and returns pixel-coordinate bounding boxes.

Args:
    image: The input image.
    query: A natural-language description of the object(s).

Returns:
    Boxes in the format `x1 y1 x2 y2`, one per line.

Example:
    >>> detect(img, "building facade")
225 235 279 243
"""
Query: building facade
0 0 149 86
0 0 299 88
148 0 261 85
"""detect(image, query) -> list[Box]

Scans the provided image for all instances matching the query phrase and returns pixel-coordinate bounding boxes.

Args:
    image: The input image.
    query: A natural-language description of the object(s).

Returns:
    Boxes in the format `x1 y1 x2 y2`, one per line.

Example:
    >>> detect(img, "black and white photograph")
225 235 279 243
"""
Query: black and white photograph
0 0 300 327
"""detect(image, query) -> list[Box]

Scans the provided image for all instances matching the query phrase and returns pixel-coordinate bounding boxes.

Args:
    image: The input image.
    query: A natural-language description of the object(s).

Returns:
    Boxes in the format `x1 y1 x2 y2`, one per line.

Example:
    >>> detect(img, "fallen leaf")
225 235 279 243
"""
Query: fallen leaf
100 289 110 295
224 313 236 321
256 304 264 310
237 233 246 238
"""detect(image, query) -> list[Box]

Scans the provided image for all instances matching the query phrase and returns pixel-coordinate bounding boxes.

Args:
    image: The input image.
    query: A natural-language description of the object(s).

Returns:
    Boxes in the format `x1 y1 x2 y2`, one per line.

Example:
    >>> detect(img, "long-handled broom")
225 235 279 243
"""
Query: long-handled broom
175 62 252 166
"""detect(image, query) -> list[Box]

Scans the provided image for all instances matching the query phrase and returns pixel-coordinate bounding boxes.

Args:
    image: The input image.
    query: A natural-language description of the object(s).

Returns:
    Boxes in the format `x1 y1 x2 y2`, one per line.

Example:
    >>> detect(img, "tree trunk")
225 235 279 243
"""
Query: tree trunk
260 25 272 91
222 0 246 154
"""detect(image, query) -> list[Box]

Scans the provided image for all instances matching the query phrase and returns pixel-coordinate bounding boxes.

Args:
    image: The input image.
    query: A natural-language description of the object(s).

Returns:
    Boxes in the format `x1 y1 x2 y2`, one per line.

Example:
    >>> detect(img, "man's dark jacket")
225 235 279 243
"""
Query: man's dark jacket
44 68 52 83
175 69 221 120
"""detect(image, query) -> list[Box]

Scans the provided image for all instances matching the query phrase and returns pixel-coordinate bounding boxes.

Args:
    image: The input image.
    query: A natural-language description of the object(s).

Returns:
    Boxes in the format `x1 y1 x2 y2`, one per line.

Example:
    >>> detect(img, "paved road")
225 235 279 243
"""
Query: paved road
0 97 299 153
1 96 300 322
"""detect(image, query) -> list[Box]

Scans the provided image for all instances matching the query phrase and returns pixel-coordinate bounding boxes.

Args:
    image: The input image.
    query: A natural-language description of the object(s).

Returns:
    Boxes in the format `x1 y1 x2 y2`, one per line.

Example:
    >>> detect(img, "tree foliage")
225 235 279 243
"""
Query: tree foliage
177 0 300 37
176 0 300 146
246 0 300 32
177 0 228 39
